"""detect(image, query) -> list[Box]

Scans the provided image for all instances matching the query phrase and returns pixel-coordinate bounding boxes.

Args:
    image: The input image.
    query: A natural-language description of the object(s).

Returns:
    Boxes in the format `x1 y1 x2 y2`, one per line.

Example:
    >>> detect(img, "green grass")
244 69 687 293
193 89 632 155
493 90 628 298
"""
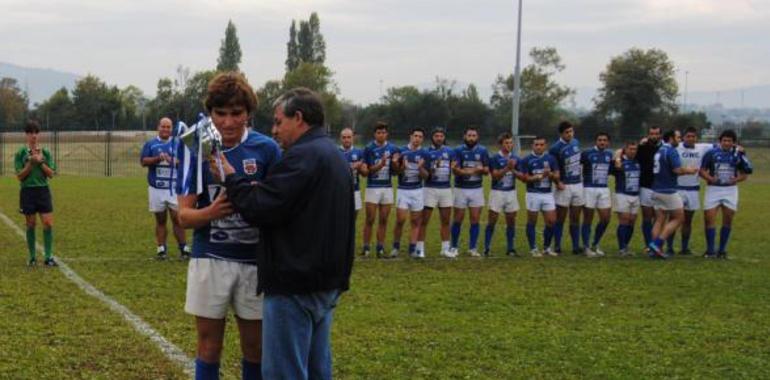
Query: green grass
0 148 769 378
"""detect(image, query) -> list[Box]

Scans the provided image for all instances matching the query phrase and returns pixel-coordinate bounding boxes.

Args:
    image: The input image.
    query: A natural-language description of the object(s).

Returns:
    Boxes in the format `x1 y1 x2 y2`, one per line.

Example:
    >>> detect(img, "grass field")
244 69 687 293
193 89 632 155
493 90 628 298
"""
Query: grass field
1 148 769 379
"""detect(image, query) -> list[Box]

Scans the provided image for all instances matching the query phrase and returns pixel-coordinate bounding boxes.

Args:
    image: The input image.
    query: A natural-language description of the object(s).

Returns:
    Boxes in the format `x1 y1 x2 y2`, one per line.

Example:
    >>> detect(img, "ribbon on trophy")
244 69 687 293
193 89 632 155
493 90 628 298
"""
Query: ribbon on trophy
176 113 226 195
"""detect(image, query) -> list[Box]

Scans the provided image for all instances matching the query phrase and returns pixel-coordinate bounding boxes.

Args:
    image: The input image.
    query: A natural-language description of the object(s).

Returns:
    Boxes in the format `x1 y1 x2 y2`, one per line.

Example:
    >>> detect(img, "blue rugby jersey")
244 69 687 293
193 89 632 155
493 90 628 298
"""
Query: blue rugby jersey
363 141 400 188
489 151 519 191
651 143 682 194
549 138 582 185
177 130 281 262
517 153 559 193
610 156 641 196
581 147 613 188
340 146 364 192
140 136 177 190
397 146 427 190
700 148 752 187
424 145 455 189
453 144 489 189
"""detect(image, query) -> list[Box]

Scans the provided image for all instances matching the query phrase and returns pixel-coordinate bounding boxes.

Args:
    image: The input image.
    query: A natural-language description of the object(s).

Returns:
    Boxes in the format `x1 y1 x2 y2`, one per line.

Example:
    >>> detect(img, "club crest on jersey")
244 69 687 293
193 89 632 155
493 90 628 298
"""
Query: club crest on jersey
475 154 481 160
242 159 258 175
352 154 358 161
442 153 449 159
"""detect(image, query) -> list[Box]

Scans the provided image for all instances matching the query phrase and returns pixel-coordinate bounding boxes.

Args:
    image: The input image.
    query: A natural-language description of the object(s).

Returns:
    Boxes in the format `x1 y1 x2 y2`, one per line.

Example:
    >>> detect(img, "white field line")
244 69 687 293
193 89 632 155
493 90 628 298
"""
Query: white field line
0 210 195 378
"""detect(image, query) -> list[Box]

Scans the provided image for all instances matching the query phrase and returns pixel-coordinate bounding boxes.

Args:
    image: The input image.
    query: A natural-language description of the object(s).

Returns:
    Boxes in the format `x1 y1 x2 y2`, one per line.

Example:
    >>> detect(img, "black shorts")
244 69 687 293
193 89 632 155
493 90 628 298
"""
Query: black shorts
19 186 53 215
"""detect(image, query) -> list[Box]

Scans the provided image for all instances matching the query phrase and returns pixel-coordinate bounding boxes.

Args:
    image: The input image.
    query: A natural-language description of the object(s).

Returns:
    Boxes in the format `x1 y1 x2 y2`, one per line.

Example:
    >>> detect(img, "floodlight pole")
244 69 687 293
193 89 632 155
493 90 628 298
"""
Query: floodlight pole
512 0 523 155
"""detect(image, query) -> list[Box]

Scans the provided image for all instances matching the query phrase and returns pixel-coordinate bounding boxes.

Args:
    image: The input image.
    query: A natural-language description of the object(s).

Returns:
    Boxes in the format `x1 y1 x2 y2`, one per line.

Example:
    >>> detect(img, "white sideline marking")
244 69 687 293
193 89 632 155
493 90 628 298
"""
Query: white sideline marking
0 210 195 377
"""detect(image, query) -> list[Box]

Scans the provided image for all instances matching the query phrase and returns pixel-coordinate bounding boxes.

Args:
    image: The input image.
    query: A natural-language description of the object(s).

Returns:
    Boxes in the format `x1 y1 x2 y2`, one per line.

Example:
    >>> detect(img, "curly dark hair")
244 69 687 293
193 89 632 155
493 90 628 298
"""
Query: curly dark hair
204 72 258 114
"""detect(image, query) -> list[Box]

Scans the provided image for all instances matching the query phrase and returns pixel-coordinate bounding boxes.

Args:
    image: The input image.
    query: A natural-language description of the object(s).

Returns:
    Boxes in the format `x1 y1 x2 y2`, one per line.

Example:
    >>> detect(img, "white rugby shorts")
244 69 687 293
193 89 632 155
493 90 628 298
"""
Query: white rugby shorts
554 183 585 207
148 186 178 213
354 190 362 211
584 187 611 209
397 188 424 212
613 193 640 215
704 186 738 211
423 187 453 208
453 188 485 208
652 191 684 211
365 187 394 205
639 187 655 208
526 192 556 212
488 189 519 214
678 190 700 211
185 258 263 320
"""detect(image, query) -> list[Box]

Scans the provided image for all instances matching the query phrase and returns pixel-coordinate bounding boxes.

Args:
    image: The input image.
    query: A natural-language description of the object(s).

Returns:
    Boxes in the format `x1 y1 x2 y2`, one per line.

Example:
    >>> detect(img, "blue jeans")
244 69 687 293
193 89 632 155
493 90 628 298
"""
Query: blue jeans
262 289 340 380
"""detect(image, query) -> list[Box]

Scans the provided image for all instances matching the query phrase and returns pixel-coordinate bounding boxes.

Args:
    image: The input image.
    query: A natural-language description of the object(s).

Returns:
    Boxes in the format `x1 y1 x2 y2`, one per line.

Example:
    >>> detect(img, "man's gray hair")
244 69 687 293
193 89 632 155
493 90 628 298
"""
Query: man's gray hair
273 87 325 127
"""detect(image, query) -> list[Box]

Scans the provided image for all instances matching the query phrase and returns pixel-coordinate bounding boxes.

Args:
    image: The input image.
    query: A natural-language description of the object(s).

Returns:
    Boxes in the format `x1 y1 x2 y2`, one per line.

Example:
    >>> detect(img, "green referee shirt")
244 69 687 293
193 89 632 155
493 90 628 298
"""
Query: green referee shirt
14 146 56 188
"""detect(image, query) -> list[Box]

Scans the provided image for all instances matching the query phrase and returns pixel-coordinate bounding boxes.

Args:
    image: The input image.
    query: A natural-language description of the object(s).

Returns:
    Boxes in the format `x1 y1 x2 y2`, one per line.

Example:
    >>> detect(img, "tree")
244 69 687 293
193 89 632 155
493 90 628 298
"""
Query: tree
490 47 574 138
34 87 75 130
308 12 326 64
217 20 242 72
0 77 28 130
71 75 121 129
595 48 678 135
286 21 300 72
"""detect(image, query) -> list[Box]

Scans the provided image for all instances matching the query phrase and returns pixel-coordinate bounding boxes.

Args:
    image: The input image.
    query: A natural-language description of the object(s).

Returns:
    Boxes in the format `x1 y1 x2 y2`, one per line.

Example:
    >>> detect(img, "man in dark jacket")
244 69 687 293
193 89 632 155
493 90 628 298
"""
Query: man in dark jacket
636 126 662 247
217 87 355 379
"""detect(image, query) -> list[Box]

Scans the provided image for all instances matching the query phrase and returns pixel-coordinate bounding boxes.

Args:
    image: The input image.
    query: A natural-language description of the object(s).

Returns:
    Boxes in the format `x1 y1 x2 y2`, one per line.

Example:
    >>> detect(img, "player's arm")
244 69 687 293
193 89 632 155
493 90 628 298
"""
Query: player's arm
417 156 430 179
15 161 33 182
177 193 233 229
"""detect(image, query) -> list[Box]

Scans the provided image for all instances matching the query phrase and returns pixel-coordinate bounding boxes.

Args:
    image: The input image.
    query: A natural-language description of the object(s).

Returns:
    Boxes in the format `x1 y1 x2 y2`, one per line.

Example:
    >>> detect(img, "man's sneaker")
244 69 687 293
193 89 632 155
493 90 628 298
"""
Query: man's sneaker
554 248 563 255
647 242 667 259
483 249 491 257
28 258 37 267
665 249 676 257
416 250 426 259
584 247 598 258
376 248 386 259
440 249 455 259
468 249 481 258
703 251 718 259
530 248 543 258
156 251 168 261
591 246 605 257
717 251 729 260
679 248 693 256
618 248 634 257
44 258 58 267
506 249 519 257
572 248 583 255
180 252 191 260
544 247 558 257
389 248 399 259
360 248 371 258
448 247 459 258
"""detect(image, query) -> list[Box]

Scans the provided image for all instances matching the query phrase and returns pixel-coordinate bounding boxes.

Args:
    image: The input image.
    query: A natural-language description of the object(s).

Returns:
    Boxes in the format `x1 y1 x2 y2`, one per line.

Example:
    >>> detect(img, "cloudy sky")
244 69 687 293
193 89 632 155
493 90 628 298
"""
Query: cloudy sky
2 0 769 106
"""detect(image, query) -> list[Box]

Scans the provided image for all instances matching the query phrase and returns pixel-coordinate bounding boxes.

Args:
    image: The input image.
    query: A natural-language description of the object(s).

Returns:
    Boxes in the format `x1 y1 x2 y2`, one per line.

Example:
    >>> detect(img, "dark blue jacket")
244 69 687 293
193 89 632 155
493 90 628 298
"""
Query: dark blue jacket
225 127 355 295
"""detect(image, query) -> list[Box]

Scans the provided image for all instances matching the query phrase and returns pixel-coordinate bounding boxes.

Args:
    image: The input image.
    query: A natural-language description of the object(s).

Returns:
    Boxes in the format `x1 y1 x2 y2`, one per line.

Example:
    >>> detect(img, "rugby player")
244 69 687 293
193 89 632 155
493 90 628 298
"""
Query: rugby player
699 130 752 259
636 126 662 246
14 120 57 267
484 132 523 257
177 72 281 379
339 128 364 220
580 132 613 257
140 117 190 260
360 122 400 258
647 130 699 258
550 121 584 255
450 127 489 257
391 128 429 258
517 136 560 257
611 141 641 256
669 127 713 255
418 127 457 258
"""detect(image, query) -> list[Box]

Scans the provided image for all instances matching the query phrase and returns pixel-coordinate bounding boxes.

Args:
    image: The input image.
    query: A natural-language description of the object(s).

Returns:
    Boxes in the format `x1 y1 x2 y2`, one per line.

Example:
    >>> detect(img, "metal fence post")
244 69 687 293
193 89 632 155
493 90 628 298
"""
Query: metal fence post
0 131 4 176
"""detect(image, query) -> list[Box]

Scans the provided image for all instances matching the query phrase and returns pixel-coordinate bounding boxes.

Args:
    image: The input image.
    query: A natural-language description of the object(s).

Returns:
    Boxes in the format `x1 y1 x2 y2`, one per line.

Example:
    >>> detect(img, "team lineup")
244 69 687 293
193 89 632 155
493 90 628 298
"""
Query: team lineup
340 121 753 260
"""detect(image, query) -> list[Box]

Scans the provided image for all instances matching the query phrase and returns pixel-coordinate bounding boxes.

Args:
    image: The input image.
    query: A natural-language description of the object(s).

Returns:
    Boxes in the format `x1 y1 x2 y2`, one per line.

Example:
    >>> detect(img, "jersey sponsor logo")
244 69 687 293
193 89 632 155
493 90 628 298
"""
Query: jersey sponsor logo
351 153 358 161
475 153 481 160
442 152 449 159
242 158 258 175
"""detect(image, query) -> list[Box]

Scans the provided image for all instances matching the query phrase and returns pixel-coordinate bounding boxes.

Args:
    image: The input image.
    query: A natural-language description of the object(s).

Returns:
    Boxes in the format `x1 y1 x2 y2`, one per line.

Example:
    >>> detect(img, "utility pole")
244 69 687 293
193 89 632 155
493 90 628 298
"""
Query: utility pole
511 0 523 155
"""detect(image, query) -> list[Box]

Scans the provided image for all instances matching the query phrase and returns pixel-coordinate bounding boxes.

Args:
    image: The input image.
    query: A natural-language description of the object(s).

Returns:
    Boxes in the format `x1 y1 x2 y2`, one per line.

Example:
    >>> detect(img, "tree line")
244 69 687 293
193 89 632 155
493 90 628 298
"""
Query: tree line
0 13 740 143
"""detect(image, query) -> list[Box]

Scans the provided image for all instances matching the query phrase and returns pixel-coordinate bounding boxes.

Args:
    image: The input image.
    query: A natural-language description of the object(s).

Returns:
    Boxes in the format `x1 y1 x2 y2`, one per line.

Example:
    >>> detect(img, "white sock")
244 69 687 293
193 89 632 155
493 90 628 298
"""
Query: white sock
441 241 450 251
157 245 166 253
416 241 424 251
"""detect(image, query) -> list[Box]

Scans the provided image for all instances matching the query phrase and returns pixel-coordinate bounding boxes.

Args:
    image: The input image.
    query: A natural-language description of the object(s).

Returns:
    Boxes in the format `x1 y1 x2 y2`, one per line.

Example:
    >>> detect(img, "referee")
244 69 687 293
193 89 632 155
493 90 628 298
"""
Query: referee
14 120 57 267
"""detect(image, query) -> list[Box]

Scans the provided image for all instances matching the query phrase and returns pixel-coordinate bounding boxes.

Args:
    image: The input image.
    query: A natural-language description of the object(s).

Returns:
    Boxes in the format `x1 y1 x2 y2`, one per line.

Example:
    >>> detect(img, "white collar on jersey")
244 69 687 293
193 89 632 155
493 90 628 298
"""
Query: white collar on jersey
407 143 421 151
221 127 249 153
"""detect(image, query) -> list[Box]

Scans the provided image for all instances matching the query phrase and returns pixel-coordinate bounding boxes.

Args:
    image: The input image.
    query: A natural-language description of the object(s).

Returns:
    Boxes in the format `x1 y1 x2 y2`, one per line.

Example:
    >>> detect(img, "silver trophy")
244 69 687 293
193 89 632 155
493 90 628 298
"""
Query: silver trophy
179 115 226 191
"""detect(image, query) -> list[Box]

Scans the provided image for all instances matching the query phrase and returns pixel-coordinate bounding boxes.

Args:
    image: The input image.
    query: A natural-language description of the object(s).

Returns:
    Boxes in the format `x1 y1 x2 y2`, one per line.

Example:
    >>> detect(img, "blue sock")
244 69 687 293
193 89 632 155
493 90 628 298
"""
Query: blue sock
653 238 664 249
626 224 635 247
484 224 494 252
392 241 400 251
242 358 261 380
451 222 461 248
526 223 536 249
375 243 384 252
642 220 653 246
682 232 690 251
544 226 554 248
505 225 515 252
569 224 581 251
719 226 731 253
179 243 187 253
592 221 608 247
195 358 220 380
363 244 370 251
616 225 625 250
408 243 416 254
469 223 480 249
581 223 591 248
705 227 716 254
553 222 564 251
666 233 675 253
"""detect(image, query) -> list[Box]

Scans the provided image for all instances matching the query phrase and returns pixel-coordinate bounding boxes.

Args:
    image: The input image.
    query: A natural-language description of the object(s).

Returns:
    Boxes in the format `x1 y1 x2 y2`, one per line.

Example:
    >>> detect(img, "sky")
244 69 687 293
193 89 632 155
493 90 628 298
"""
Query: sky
2 0 769 106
